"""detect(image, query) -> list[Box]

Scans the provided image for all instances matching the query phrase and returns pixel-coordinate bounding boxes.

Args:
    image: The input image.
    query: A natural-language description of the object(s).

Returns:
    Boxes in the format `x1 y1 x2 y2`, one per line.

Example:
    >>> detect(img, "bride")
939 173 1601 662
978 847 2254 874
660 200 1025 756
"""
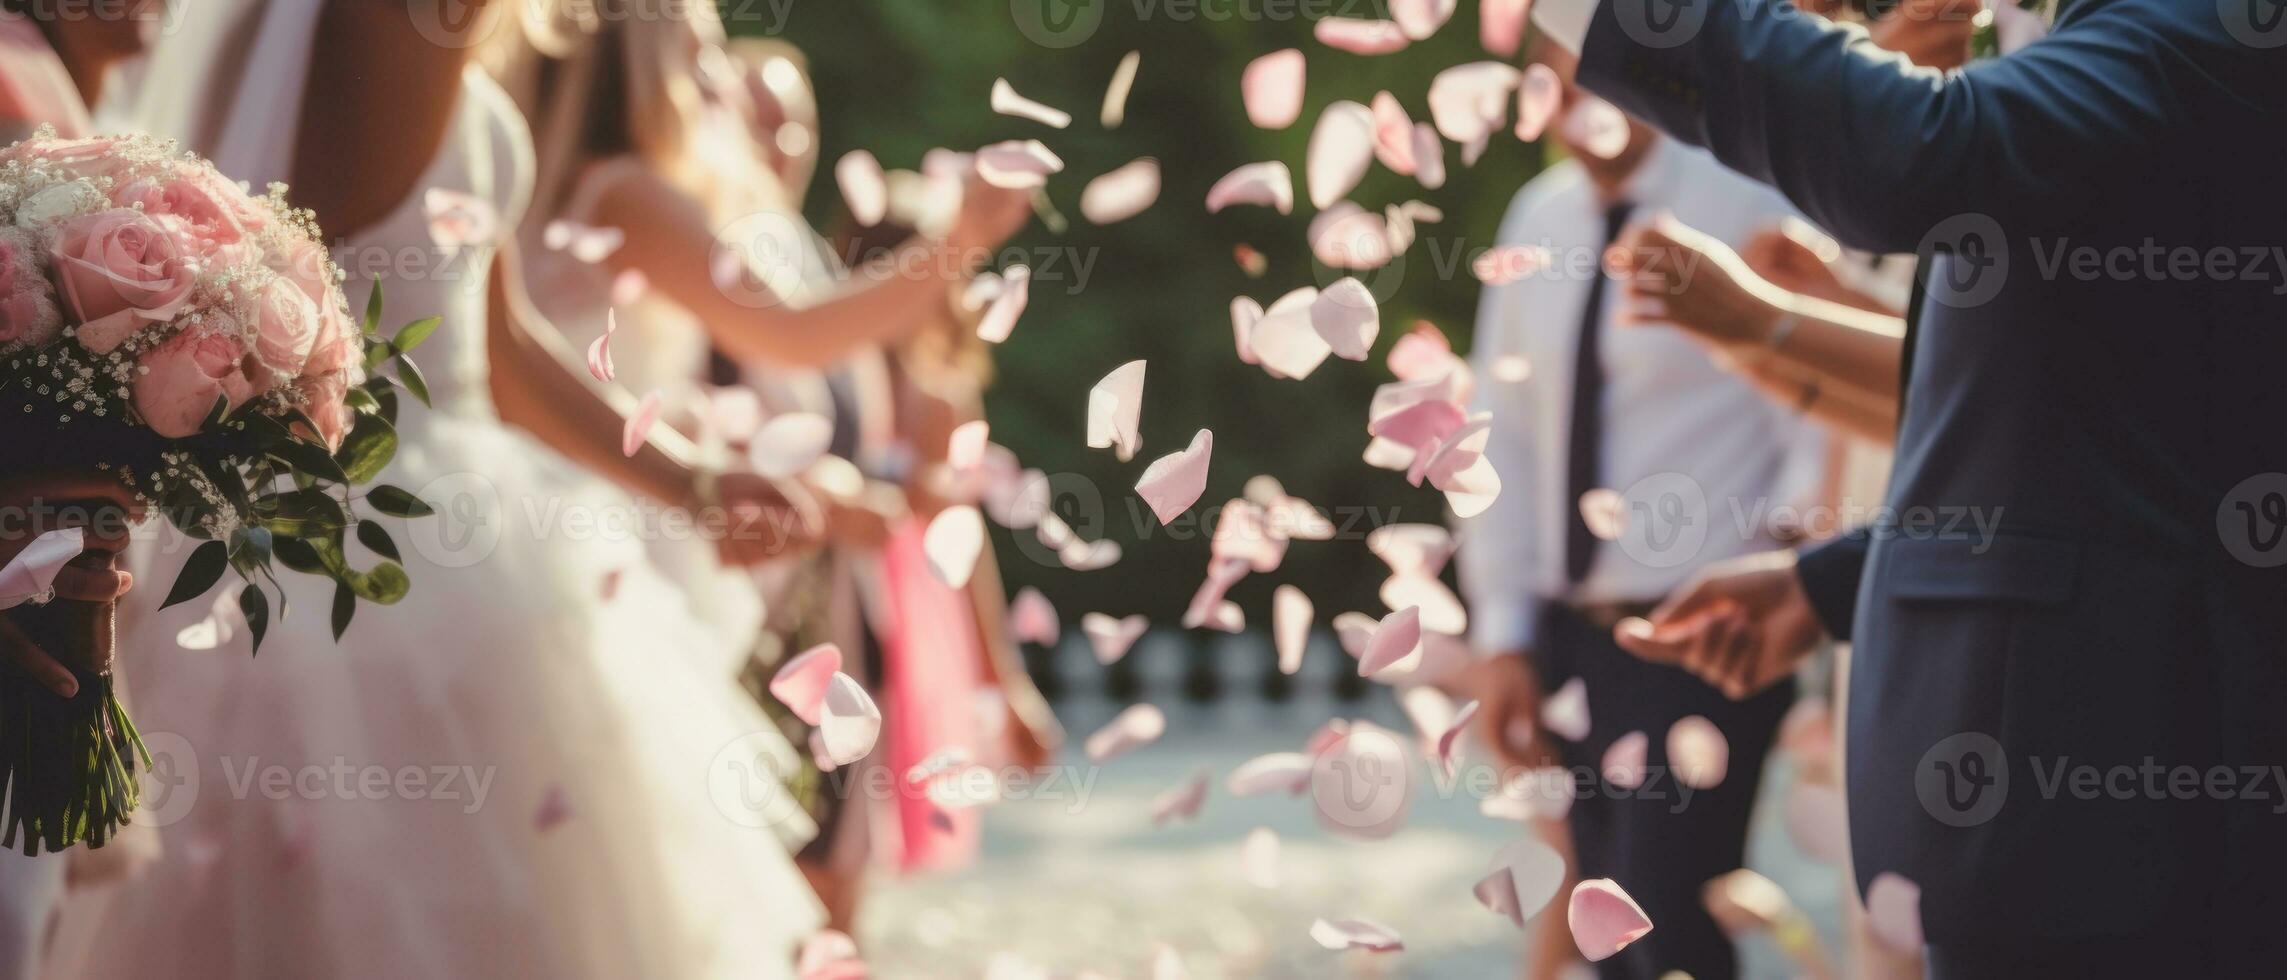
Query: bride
51 2 824 976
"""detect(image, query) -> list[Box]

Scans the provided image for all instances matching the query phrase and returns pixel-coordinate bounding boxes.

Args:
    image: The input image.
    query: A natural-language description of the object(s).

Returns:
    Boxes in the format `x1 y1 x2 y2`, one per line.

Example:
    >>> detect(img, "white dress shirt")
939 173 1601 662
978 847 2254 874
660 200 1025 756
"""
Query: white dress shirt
1455 136 1829 653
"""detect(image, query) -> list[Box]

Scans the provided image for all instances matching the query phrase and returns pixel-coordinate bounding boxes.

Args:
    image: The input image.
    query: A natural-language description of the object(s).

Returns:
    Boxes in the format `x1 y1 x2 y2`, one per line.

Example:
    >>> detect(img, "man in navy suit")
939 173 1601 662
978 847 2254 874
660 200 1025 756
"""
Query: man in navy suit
1536 0 2287 974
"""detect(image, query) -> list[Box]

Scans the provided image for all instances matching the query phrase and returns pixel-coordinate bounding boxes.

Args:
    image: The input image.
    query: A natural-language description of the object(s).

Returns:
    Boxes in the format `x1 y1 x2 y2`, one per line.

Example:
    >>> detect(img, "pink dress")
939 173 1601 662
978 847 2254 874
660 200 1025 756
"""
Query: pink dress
876 521 985 874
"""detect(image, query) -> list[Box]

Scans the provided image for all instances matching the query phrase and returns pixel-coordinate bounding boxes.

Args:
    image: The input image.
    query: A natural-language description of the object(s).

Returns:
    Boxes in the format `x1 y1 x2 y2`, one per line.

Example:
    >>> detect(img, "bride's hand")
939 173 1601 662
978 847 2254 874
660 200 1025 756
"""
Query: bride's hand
704 471 824 567
0 471 144 571
943 176 1034 259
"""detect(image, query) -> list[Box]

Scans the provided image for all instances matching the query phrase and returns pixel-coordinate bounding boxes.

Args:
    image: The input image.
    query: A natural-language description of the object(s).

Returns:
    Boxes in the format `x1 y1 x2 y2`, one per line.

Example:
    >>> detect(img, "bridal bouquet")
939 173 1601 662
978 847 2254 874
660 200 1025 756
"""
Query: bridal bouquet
0 129 435 853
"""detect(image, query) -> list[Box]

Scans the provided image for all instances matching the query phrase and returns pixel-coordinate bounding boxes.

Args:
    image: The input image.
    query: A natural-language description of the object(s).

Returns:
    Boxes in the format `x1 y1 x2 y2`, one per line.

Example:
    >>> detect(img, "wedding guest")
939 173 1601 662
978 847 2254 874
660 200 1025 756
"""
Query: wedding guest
52 2 825 976
1542 0 2287 973
1453 36 1829 980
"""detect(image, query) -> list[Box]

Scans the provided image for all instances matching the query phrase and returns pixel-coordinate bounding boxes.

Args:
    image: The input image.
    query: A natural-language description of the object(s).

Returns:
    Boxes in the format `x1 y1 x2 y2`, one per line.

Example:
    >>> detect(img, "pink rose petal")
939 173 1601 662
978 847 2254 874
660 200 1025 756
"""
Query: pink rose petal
975 139 1065 189
1310 277 1380 360
1667 715 1730 789
922 505 987 588
1366 524 1455 578
947 419 990 473
1101 50 1142 128
424 187 497 249
1865 872 1925 954
1211 500 1285 573
1205 161 1294 215
1241 49 1307 129
1241 827 1282 889
1086 360 1147 461
585 308 617 382
1428 62 1522 148
1358 606 1423 678
977 264 1031 343
1331 613 1378 658
1227 752 1313 797
610 268 649 307
1233 243 1268 278
1010 587 1061 646
750 411 834 478
1311 722 1412 839
1475 244 1553 284
1309 917 1404 953
1273 585 1313 675
836 150 888 226
1481 0 1530 56
1150 768 1211 825
1251 287 1333 380
1516 63 1563 142
1602 731 1649 789
1436 699 1480 777
1314 17 1411 55
1306 101 1376 210
1475 839 1567 927
1085 703 1167 762
1080 158 1161 225
1230 297 1263 364
1305 718 1352 756
1182 557 1252 629
991 77 1072 128
1082 612 1149 665
1579 487 1627 542
820 672 883 766
1568 878 1655 961
1135 429 1213 525
1370 92 1417 175
797 930 868 980
1564 97 1631 160
1386 321 1457 380
1412 123 1447 190
1482 767 1577 822
1543 677 1592 741
1379 574 1467 635
1062 538 1123 571
1307 202 1393 270
543 219 624 263
771 643 844 725
1392 0 1457 39
621 391 663 457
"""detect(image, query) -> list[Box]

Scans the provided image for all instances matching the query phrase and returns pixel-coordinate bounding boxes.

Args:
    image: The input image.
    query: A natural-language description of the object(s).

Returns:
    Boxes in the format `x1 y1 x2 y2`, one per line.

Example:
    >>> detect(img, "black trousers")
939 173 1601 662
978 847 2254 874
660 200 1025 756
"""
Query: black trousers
1533 604 1794 980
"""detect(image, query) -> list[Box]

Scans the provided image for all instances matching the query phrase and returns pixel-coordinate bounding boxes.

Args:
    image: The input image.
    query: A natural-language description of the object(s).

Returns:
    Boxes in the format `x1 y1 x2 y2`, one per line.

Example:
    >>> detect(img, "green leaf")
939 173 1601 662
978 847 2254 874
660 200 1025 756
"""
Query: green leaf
229 526 274 574
239 583 270 654
363 339 399 373
396 355 431 408
334 413 398 484
345 386 380 416
161 541 229 610
350 562 411 605
273 535 326 575
269 438 349 486
393 316 443 354
355 520 401 562
199 393 232 432
363 281 384 335
255 487 349 538
330 582 355 641
367 484 434 518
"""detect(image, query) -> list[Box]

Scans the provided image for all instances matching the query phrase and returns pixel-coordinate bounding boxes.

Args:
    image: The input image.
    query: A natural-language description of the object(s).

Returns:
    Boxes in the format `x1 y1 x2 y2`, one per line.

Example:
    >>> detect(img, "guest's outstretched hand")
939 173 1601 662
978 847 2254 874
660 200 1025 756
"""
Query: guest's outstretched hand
1610 213 1789 349
1455 654 1554 770
1613 549 1823 700
946 176 1035 258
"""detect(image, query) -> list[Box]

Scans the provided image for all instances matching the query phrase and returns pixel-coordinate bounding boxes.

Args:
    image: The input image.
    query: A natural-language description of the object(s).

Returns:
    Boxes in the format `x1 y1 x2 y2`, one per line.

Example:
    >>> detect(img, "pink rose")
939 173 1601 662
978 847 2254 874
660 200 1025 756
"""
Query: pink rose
301 296 360 379
2 136 120 174
113 164 267 257
244 276 320 384
293 371 353 451
52 208 197 355
132 324 256 439
0 230 62 350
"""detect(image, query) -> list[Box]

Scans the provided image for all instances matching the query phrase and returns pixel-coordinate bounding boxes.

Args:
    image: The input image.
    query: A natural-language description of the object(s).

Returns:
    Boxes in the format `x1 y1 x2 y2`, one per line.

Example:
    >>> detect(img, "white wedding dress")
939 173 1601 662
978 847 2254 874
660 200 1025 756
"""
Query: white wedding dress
52 47 820 980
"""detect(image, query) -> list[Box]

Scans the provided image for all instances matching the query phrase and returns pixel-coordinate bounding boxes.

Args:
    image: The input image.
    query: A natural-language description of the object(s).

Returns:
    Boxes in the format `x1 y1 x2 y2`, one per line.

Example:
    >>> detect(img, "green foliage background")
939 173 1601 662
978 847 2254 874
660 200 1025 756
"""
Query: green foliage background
740 0 1557 626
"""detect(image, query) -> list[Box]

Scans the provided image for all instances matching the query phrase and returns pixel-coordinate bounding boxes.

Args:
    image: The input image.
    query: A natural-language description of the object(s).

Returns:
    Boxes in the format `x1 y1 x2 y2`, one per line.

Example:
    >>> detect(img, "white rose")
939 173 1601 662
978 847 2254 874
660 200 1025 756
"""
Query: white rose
15 179 106 228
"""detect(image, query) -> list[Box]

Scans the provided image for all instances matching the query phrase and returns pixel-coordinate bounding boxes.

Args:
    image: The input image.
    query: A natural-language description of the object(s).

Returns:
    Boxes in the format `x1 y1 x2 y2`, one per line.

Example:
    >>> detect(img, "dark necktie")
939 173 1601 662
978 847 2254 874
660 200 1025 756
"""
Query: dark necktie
1563 200 1635 584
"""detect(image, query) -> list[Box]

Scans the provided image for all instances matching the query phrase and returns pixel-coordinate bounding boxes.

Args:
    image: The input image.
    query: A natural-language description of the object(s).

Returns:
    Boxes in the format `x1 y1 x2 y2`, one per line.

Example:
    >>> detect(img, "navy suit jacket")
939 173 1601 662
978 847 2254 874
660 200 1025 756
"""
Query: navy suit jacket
1579 0 2287 948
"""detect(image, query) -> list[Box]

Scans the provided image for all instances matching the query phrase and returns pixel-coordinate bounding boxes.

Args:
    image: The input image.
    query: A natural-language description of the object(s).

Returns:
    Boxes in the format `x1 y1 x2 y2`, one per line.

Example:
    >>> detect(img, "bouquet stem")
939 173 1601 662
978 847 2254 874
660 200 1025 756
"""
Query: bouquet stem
1 583 149 855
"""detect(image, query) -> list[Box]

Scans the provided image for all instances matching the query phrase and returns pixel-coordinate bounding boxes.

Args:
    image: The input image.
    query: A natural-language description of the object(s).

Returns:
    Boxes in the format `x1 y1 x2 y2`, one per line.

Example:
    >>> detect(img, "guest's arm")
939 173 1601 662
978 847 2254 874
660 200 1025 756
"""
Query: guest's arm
1543 0 2271 252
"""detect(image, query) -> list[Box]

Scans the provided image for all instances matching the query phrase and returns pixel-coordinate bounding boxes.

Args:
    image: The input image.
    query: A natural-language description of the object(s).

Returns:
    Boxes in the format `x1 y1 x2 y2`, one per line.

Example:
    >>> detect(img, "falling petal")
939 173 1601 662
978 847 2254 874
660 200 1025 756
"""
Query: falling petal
1150 769 1212 825
1227 752 1313 797
1101 50 1142 128
820 673 883 766
1084 703 1167 762
1386 322 1457 380
1241 49 1307 129
1310 722 1412 839
610 268 649 307
585 309 618 383
1436 700 1479 777
1233 244 1268 278
1241 827 1282 889
621 391 663 457
1412 123 1447 190
975 139 1065 189
771 644 843 725
1331 612 1379 658
977 265 1031 343
1543 677 1592 741
1310 277 1381 361
1306 101 1376 210
1475 838 1568 927
1865 873 1925 954
1370 91 1417 175
1305 718 1353 756
1579 487 1627 541
1380 574 1467 636
1392 0 1457 38
1565 97 1631 159
1307 202 1392 270
1359 606 1423 678
1231 296 1263 365
1602 731 1649 789
1206 161 1295 215
1182 557 1252 629
906 747 978 785
745 412 834 479
1211 500 1285 573
1080 158 1161 225
1493 354 1532 382
1481 0 1529 55
1086 360 1147 461
543 219 624 263
1475 243 1554 285
947 420 991 473
1428 62 1522 148
1483 767 1578 822
1314 17 1411 55
1273 585 1313 675
923 505 987 588
1516 63 1564 141
1367 524 1455 578
1667 715 1731 789
797 930 868 980
836 150 888 226
1060 537 1123 572
424 188 497 248
1011 587 1061 646
991 77 1072 128
986 467 1053 529
1568 879 1655 961
1309 917 1404 953
1135 429 1213 525
1082 612 1150 666
1251 287 1333 380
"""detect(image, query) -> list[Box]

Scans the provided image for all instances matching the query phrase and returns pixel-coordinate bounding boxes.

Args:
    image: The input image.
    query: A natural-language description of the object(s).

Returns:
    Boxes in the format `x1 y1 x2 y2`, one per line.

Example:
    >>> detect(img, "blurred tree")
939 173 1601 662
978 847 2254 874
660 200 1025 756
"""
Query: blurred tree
737 0 1556 627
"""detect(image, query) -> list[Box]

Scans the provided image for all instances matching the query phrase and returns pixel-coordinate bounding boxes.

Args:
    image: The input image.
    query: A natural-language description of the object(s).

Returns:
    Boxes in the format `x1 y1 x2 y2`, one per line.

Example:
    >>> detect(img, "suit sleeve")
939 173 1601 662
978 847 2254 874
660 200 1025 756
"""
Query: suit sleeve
1794 525 1871 641
1575 0 2277 253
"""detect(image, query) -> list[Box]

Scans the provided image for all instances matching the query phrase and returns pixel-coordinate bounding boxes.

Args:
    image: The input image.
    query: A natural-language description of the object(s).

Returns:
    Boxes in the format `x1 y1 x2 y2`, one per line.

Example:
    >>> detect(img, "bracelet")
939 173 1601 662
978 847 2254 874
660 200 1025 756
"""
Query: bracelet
1766 311 1802 352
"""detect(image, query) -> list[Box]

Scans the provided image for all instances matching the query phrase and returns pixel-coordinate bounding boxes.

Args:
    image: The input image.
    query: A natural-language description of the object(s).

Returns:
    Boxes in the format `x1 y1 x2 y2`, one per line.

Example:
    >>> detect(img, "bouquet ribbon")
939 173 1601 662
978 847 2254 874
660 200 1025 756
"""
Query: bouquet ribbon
0 528 85 610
